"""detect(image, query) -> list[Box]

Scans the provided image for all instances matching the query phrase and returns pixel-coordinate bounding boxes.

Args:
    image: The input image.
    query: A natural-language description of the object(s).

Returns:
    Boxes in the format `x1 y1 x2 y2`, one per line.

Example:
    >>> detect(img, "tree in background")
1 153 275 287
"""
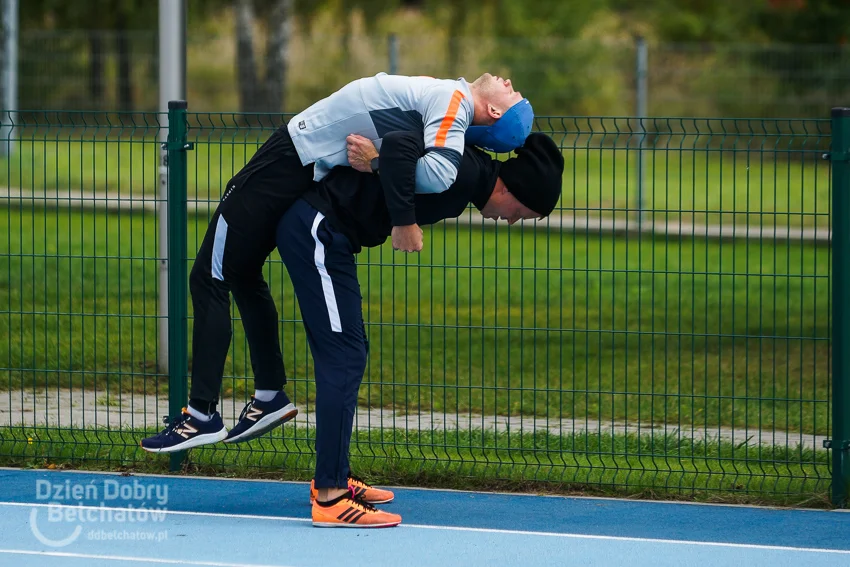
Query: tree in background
477 0 618 115
234 0 388 113
759 0 850 44
21 0 156 110
235 0 293 114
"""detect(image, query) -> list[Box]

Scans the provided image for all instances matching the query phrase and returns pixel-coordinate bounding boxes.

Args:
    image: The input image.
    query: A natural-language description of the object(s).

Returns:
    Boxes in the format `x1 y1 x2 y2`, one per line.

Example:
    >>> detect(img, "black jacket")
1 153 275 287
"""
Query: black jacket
302 145 500 253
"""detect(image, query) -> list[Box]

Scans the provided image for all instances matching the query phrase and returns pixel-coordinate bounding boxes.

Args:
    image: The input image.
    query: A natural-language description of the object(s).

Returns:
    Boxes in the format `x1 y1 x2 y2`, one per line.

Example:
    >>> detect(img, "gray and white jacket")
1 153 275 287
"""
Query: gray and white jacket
287 73 475 194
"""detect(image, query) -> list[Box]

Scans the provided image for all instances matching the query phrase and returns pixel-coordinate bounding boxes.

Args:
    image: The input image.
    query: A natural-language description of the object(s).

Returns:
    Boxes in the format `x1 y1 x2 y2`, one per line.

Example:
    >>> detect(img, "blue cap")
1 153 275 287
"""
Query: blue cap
465 98 534 153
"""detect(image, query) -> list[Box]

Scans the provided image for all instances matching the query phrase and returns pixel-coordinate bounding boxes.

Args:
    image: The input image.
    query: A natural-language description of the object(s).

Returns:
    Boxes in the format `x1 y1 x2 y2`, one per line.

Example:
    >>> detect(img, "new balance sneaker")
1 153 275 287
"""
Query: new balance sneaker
309 475 394 505
140 408 227 453
312 487 401 528
223 391 298 444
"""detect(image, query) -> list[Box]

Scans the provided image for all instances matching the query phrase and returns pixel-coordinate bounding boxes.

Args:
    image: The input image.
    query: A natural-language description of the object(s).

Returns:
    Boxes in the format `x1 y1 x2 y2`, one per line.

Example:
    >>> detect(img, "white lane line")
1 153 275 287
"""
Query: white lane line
1 501 847 555
0 549 299 567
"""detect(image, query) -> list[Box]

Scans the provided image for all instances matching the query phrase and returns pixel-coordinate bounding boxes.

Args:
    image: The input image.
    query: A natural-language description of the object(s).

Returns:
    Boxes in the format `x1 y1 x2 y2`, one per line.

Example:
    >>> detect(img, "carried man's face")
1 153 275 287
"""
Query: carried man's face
476 73 524 116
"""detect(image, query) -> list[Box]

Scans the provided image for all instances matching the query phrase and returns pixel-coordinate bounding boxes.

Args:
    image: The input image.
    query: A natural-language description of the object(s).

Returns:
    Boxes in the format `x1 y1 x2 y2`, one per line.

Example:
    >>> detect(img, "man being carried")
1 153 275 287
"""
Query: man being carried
141 72 533 454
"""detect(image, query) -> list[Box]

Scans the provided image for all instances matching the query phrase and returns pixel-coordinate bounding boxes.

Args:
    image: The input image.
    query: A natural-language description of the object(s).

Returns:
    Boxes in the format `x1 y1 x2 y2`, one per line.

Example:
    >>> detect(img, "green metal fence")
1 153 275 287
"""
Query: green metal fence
1 105 846 506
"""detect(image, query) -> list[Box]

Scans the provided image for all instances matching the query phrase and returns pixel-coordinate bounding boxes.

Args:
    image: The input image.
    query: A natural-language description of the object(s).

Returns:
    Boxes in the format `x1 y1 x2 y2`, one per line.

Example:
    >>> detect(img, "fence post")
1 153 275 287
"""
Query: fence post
832 106 850 507
158 0 188 374
166 100 191 472
635 36 648 225
388 33 399 75
1 0 18 157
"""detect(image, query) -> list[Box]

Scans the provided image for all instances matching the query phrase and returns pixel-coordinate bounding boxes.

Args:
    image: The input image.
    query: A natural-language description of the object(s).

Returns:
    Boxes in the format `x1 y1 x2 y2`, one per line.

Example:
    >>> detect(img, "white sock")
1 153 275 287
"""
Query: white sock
187 405 213 422
254 390 278 402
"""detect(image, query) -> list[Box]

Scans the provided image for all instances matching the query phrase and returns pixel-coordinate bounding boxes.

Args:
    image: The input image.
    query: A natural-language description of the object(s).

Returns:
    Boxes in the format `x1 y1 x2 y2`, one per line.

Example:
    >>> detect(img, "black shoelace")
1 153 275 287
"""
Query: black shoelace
161 412 190 436
346 486 378 512
348 473 370 487
236 397 256 422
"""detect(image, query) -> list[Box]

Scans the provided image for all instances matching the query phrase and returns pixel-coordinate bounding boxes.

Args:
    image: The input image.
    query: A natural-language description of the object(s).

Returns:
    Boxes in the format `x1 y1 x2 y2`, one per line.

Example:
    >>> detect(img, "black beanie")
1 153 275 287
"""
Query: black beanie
498 133 564 217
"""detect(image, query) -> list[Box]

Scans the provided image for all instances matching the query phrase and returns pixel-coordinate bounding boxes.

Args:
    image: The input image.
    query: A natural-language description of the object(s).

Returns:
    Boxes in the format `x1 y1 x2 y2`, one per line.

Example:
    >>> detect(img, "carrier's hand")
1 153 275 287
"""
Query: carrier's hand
346 134 379 173
391 224 423 253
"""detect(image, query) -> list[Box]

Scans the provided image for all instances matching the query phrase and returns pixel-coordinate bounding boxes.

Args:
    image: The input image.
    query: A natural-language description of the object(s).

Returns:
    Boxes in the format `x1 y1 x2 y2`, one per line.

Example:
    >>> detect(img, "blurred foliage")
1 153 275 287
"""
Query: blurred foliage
15 0 850 116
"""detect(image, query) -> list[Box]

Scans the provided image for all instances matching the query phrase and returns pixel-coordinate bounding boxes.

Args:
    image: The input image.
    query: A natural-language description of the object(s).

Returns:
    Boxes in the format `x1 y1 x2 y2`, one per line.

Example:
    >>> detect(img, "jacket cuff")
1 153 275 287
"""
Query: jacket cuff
390 208 417 227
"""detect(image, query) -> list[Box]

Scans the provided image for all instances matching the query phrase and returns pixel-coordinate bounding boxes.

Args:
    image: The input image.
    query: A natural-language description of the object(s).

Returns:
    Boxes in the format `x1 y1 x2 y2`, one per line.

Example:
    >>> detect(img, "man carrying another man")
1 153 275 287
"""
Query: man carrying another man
277 129 564 526
141 71 557 528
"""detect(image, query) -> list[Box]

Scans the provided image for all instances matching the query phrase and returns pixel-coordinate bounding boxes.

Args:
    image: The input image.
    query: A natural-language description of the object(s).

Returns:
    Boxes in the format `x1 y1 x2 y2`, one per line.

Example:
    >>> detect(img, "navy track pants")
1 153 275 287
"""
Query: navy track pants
276 198 368 489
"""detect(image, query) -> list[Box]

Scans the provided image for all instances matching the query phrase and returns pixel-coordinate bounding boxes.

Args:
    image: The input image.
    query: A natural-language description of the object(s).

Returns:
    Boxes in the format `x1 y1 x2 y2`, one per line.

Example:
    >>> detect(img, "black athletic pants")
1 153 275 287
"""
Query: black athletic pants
188 127 314 410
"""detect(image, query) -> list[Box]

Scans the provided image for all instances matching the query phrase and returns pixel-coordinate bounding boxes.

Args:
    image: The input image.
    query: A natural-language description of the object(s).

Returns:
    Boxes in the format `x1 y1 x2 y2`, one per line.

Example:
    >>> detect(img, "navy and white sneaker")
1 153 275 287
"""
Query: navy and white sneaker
140 408 228 453
223 391 298 444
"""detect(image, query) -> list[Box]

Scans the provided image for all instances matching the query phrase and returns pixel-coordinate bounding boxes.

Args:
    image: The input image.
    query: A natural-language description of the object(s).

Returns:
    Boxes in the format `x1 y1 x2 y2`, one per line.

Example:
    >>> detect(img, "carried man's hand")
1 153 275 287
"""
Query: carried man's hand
346 134 379 173
391 224 423 253
349 133 422 252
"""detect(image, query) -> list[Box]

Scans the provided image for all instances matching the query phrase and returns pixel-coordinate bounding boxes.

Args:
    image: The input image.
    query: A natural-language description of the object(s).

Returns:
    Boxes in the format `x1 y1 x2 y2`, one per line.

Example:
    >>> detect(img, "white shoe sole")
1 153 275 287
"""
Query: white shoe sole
222 403 298 444
312 520 401 528
140 426 228 453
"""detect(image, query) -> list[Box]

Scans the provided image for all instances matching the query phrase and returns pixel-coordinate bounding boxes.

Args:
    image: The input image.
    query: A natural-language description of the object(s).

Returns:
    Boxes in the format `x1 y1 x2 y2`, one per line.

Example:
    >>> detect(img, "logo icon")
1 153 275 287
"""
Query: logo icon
174 422 198 439
30 507 83 547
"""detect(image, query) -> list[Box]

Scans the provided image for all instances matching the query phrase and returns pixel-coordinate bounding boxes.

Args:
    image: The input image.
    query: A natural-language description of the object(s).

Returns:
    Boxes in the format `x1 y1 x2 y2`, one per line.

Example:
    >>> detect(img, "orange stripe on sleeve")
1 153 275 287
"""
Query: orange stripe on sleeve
435 90 466 147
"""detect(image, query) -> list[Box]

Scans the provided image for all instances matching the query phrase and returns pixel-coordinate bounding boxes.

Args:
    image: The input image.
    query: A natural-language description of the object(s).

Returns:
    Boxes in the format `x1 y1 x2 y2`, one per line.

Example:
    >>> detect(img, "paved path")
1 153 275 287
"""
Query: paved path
0 389 827 450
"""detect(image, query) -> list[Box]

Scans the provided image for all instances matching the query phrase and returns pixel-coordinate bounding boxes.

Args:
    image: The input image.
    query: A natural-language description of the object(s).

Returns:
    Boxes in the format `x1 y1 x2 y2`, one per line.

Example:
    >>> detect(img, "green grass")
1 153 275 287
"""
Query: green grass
0 136 831 227
1 206 830 436
0 426 831 507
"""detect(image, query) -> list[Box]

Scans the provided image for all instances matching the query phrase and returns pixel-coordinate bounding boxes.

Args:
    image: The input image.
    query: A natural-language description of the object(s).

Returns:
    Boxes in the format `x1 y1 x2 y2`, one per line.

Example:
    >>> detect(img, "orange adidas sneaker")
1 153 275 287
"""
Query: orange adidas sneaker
310 475 394 505
312 487 401 528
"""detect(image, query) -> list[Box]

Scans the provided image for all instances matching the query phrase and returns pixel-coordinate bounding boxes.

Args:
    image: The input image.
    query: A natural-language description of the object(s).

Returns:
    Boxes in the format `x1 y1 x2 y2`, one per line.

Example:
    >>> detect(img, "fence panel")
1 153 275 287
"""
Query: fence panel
0 110 168 468
0 110 833 503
